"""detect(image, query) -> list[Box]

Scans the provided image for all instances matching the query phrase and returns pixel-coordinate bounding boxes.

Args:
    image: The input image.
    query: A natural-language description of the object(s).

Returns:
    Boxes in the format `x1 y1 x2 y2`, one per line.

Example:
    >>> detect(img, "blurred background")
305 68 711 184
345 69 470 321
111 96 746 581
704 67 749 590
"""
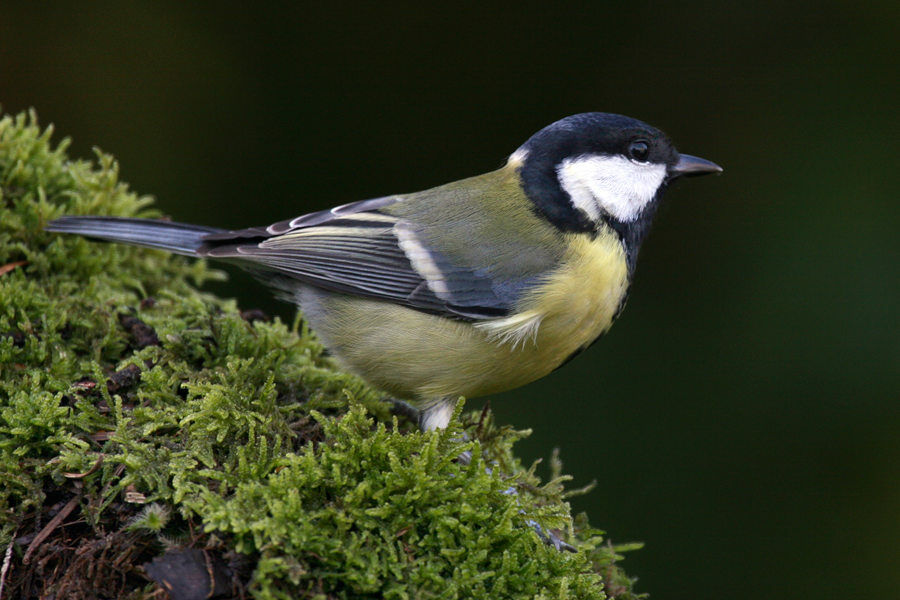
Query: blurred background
3 2 897 598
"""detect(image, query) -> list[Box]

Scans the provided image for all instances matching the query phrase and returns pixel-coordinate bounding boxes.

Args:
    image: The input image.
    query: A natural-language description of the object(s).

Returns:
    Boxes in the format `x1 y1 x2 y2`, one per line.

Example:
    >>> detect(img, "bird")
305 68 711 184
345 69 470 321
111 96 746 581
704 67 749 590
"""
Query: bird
46 112 722 431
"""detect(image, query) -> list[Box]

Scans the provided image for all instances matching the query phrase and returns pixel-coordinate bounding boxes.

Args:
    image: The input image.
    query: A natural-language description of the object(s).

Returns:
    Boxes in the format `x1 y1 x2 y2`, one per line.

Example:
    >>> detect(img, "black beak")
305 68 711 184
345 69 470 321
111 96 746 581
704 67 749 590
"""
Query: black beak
668 154 723 178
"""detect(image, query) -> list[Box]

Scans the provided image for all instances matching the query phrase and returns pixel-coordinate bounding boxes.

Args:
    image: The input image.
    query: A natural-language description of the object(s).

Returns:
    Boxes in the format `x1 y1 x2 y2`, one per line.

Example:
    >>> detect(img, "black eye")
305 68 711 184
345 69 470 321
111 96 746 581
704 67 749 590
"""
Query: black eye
628 140 650 162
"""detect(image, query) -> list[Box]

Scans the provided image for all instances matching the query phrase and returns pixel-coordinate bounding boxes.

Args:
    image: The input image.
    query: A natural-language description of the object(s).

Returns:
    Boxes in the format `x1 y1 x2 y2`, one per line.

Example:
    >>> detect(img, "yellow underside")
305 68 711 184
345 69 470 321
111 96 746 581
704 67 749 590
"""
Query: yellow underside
309 229 629 403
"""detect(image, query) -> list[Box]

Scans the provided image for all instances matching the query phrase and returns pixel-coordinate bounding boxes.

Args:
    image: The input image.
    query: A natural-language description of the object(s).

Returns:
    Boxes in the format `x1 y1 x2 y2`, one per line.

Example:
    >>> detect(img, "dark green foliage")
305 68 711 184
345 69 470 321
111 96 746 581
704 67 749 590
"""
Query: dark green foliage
0 111 642 599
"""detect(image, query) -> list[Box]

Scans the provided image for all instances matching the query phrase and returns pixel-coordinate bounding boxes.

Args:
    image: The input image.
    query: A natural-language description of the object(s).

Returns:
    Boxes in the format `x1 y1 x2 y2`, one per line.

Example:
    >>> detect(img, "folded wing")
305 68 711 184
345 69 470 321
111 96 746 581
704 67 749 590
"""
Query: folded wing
200 197 513 320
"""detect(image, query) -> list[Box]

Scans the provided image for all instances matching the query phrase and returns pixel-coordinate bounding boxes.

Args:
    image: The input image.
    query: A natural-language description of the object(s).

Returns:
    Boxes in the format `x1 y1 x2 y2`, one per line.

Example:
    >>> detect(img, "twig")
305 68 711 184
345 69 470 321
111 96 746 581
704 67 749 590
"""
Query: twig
22 494 81 565
0 531 15 600
63 454 104 479
0 261 27 276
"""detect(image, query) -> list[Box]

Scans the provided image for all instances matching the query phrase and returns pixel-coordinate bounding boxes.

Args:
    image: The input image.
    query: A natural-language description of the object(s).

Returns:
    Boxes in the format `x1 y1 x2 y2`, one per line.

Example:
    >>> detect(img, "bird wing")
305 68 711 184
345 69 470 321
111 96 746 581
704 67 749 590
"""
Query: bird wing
199 196 514 320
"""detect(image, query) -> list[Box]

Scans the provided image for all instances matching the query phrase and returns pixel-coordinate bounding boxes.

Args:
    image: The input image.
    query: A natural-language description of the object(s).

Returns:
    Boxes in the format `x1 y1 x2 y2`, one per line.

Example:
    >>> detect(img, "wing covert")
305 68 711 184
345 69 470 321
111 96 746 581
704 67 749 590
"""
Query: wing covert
198 198 514 320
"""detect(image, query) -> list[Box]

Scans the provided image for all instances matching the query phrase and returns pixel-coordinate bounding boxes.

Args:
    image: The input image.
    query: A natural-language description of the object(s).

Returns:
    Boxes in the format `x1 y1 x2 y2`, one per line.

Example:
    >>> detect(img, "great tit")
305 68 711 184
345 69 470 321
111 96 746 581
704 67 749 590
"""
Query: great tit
47 112 721 431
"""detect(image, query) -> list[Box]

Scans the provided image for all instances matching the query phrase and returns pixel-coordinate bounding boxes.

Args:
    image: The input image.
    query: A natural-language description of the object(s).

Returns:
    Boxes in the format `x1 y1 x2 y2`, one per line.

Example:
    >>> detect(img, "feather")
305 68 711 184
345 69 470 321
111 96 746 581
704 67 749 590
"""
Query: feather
475 311 544 349
198 203 514 321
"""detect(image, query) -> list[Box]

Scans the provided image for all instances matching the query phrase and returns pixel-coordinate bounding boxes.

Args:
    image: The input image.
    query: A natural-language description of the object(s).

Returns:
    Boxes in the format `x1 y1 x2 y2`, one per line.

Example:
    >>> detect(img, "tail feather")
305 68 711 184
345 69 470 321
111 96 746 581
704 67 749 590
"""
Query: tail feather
45 216 226 256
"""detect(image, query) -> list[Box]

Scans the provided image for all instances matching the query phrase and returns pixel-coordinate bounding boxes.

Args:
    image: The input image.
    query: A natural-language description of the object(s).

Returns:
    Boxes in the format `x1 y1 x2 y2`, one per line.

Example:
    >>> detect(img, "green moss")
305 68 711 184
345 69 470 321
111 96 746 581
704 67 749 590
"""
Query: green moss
0 111 643 599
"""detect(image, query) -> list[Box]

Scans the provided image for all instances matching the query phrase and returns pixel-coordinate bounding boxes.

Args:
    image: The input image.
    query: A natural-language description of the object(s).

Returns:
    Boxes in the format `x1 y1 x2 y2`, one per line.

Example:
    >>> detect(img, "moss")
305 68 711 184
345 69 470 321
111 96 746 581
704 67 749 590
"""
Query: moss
0 111 643 599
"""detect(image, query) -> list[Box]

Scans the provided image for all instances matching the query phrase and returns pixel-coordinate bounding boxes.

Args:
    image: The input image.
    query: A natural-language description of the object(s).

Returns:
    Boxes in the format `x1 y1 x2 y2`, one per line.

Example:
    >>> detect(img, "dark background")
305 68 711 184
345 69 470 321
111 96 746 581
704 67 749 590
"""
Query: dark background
3 3 897 598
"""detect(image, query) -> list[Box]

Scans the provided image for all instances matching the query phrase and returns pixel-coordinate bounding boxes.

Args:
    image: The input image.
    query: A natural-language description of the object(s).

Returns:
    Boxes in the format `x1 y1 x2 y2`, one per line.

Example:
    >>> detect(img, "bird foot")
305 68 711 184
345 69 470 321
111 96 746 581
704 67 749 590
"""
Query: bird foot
526 519 577 552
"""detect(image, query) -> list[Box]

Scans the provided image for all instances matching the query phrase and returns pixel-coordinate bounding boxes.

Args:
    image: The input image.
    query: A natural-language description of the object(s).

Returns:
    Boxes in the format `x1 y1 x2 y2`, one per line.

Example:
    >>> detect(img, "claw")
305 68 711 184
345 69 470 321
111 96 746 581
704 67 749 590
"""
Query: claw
526 519 577 552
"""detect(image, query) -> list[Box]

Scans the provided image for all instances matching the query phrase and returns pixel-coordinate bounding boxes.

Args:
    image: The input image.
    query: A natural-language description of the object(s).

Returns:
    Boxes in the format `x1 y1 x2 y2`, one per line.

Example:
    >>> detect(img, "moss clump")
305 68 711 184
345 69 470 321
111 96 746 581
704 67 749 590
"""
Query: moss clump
0 111 642 599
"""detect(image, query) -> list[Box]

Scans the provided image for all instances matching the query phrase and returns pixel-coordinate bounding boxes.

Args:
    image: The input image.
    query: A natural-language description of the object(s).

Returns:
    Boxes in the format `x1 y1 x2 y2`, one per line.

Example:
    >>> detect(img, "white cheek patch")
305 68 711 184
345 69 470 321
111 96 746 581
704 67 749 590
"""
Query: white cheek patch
557 155 667 223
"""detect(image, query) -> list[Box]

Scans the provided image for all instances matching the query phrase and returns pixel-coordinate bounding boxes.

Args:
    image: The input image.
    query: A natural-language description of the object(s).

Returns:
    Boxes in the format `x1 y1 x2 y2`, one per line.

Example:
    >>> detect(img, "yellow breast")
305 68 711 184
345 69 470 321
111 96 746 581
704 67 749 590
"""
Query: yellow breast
471 228 629 383
307 227 629 403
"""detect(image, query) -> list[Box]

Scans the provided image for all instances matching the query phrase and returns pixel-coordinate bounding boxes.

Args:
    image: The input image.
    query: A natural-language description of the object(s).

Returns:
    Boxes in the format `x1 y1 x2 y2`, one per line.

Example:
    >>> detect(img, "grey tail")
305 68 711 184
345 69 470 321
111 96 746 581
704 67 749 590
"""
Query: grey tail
45 216 226 256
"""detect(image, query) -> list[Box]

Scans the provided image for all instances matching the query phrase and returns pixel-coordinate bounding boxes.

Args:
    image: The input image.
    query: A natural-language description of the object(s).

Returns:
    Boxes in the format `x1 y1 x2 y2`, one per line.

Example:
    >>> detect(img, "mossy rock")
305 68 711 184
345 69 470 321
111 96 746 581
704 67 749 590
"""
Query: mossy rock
0 111 642 599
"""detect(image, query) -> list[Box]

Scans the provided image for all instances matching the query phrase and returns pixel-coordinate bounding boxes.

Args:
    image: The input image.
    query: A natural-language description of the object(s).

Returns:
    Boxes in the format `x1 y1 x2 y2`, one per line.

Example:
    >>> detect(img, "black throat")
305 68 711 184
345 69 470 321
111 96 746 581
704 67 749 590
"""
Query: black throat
603 188 665 275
